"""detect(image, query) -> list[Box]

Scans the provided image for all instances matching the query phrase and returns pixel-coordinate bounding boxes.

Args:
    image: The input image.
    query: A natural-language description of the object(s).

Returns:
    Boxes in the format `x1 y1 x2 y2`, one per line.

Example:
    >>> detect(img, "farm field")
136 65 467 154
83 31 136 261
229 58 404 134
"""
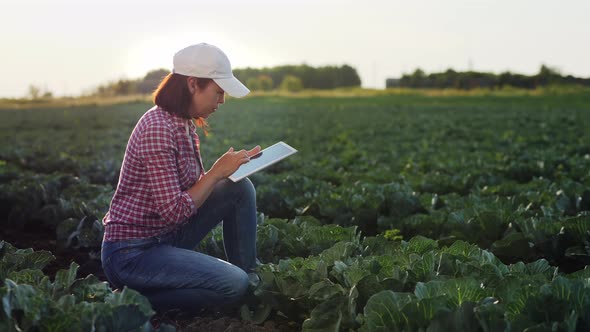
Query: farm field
1 90 590 331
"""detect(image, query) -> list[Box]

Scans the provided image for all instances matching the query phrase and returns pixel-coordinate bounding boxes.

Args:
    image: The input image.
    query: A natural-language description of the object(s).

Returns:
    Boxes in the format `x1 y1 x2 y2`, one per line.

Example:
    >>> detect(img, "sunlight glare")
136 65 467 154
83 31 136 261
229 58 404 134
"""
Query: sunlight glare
124 30 236 79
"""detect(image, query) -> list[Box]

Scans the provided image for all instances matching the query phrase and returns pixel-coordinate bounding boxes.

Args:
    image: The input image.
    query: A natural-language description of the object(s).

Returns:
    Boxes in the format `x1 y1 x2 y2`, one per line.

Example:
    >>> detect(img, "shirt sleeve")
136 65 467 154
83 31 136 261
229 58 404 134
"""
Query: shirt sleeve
139 122 196 225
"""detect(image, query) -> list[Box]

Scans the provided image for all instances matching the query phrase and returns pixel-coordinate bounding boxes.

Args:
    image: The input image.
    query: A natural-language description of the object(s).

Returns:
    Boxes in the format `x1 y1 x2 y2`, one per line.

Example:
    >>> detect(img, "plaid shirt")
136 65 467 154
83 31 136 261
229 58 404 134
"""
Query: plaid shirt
103 106 204 241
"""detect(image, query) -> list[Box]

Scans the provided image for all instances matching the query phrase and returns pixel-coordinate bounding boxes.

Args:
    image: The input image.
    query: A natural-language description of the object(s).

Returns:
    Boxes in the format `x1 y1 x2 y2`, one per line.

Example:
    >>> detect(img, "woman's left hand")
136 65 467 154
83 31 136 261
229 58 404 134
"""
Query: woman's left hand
208 145 261 181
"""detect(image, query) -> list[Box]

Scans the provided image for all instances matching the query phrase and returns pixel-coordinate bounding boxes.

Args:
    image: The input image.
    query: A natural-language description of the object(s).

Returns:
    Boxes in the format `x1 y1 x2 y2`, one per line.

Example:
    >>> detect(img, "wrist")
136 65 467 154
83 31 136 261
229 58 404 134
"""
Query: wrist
205 168 224 182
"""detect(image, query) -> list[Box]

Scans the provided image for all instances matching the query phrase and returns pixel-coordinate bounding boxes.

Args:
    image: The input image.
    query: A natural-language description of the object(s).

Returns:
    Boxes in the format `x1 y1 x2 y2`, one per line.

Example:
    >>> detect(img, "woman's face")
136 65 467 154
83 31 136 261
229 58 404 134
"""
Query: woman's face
187 78 225 119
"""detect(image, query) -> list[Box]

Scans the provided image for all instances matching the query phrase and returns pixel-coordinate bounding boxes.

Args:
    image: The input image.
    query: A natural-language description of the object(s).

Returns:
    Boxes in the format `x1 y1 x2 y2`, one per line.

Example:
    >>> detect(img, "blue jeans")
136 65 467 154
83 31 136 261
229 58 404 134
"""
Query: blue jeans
101 178 257 313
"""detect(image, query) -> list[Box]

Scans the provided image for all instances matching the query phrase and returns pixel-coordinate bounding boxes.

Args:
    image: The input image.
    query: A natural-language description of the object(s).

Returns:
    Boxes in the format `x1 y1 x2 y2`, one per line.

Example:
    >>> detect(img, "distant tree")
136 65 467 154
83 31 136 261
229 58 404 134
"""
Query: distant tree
235 64 361 90
538 64 561 77
386 78 400 88
27 85 53 100
536 64 561 86
399 68 426 88
390 65 590 90
337 65 362 87
113 79 137 95
246 74 274 91
138 69 170 94
235 67 263 88
27 85 41 99
258 75 274 91
280 75 303 92
246 77 261 91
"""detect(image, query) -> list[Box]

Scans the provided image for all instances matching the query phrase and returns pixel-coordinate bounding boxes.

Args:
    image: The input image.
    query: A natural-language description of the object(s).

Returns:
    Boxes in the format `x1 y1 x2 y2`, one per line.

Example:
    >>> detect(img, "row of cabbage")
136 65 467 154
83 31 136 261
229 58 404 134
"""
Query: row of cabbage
160 217 590 331
0 240 174 331
2 161 590 276
4 216 590 331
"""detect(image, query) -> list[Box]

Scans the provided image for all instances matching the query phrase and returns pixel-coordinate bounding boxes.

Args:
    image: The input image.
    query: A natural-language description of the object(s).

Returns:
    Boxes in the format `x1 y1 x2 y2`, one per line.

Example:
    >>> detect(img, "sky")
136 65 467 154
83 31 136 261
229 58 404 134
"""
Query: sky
0 0 589 98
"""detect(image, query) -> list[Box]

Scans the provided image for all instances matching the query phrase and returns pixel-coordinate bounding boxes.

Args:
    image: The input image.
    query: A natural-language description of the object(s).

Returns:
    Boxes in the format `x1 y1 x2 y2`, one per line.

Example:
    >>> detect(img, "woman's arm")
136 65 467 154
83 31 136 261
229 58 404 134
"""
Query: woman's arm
142 124 198 225
187 145 261 209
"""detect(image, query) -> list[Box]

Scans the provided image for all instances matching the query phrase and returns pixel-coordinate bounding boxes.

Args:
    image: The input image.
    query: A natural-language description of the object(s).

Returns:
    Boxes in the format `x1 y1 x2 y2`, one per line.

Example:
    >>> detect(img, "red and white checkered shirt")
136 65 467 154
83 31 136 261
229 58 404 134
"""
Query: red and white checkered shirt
103 106 204 241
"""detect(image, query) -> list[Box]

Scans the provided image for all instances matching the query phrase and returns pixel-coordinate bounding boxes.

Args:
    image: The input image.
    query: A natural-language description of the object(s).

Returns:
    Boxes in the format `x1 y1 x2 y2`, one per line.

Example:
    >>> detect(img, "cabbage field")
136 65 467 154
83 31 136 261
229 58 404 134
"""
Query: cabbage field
1 90 590 331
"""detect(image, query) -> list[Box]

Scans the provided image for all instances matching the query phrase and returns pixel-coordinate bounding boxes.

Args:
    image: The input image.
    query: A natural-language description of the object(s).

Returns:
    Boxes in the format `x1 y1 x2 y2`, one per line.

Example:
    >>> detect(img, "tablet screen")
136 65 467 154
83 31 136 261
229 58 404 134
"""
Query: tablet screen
229 141 297 182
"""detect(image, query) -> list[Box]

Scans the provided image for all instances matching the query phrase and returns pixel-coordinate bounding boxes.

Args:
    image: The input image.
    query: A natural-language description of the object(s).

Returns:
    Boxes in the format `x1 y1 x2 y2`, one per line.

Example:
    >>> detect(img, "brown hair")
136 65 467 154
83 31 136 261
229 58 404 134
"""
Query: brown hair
153 73 212 134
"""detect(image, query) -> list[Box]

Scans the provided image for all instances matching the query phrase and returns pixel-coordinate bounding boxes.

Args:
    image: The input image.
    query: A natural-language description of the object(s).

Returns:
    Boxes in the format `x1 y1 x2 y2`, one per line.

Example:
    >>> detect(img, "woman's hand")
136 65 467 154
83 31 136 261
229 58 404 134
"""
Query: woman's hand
190 145 261 208
208 145 262 181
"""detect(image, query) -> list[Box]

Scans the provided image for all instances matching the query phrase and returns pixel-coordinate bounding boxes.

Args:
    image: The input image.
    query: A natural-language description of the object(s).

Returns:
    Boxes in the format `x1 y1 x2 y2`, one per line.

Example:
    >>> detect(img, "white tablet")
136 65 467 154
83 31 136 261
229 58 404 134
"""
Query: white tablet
229 141 298 182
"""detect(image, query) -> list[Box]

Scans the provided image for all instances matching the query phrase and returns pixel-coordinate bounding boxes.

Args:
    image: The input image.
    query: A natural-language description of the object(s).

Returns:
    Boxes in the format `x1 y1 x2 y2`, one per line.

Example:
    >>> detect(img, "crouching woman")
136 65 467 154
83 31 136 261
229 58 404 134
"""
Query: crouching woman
101 43 261 313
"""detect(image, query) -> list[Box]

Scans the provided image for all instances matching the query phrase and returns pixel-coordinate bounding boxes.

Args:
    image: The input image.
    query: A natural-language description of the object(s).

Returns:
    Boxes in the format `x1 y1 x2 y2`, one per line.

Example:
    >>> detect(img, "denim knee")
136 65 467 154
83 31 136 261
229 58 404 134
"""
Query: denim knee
223 267 249 303
233 177 256 200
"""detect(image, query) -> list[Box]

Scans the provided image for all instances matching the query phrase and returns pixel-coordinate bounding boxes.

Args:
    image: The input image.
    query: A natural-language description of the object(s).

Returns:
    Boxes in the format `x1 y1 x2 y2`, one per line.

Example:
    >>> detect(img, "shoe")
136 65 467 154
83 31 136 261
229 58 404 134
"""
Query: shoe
241 272 272 324
240 300 272 324
247 272 261 292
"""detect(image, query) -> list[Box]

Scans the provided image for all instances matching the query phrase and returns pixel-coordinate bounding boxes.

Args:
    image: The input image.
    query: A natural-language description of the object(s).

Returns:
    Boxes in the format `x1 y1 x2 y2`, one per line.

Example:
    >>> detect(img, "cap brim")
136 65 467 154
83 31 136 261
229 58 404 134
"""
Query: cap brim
214 76 250 98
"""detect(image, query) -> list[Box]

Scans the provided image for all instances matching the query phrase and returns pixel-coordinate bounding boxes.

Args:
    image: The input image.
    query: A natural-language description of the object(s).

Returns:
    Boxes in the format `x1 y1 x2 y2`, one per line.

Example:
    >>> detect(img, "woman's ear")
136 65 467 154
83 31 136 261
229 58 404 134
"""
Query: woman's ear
187 77 196 94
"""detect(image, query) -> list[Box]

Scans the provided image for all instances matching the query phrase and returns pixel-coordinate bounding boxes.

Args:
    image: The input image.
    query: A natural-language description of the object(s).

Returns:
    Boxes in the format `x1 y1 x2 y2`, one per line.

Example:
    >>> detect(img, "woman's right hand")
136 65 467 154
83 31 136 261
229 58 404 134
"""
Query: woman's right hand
208 146 261 181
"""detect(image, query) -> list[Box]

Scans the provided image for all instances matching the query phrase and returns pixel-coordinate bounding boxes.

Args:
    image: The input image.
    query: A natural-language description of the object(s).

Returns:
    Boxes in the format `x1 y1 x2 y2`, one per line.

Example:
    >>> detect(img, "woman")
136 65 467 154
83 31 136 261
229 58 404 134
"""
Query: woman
101 43 261 313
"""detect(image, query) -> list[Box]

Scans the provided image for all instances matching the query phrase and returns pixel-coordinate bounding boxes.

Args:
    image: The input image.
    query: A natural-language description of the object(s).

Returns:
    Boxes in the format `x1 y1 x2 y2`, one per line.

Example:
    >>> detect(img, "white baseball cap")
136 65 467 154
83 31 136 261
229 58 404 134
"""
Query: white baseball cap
172 43 250 98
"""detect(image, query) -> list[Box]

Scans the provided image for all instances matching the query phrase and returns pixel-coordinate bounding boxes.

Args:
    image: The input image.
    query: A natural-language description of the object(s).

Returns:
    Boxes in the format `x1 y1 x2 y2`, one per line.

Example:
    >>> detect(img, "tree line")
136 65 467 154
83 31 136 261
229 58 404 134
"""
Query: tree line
93 69 171 97
386 65 590 89
234 64 361 91
92 64 362 96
